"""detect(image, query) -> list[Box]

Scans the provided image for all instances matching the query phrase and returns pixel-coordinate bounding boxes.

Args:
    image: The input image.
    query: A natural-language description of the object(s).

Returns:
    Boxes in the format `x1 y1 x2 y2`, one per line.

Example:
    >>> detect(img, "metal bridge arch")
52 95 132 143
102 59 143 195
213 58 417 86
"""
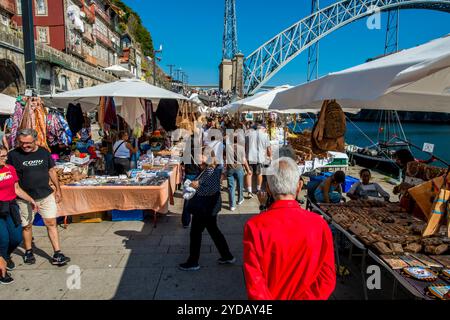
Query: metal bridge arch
244 0 450 94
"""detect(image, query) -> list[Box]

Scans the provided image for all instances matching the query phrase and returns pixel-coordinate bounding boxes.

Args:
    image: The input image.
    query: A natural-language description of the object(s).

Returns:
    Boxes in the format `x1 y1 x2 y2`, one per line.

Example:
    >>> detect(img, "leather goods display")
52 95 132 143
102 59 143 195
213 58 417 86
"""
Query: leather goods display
311 100 346 154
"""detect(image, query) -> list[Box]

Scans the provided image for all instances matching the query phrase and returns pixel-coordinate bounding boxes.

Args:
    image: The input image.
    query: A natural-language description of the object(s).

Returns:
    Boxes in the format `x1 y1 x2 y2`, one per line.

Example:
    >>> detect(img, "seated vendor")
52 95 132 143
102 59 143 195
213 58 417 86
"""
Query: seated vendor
347 169 390 201
314 171 345 203
113 131 138 175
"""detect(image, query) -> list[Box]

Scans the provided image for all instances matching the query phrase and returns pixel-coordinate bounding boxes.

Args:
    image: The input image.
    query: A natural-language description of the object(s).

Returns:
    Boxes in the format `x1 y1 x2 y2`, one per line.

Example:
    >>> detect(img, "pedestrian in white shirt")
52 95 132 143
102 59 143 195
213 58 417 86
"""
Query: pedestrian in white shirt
245 123 272 197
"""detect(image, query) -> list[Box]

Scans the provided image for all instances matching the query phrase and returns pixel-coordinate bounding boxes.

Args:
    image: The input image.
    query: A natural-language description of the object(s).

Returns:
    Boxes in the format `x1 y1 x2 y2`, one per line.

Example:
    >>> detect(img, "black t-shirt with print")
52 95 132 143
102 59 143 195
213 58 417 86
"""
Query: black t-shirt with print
7 147 55 199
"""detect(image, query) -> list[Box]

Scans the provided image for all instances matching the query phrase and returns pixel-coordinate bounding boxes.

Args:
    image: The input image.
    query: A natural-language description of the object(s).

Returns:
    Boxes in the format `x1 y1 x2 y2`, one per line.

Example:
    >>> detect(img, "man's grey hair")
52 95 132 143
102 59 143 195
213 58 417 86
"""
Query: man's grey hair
17 128 38 140
267 157 300 196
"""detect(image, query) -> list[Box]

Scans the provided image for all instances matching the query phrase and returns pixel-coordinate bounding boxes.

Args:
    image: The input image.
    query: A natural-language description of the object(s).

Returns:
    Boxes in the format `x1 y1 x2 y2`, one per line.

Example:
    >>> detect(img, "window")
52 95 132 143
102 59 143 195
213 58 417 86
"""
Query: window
35 0 47 16
60 75 68 91
0 13 9 26
16 0 21 15
39 78 51 95
37 27 49 44
78 77 84 89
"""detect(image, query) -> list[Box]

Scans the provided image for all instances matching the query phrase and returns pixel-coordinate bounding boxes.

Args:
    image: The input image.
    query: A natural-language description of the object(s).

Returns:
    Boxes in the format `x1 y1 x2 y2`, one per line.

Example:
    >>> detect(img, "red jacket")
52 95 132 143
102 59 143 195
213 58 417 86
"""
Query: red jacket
243 200 336 300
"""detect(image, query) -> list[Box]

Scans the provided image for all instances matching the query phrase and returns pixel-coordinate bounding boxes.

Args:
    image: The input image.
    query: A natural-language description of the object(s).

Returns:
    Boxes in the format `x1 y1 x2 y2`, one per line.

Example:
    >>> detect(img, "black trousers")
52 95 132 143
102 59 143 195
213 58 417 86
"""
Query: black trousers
188 214 233 264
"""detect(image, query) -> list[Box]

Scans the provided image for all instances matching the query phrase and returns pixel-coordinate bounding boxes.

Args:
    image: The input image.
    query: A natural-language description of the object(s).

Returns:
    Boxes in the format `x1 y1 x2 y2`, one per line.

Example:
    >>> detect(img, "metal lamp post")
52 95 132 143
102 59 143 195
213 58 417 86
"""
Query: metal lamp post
152 44 163 86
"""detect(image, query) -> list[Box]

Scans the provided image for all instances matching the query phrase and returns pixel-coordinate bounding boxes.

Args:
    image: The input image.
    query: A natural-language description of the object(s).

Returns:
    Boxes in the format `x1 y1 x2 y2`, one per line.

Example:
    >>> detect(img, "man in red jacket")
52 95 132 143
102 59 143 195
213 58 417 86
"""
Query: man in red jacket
243 157 336 300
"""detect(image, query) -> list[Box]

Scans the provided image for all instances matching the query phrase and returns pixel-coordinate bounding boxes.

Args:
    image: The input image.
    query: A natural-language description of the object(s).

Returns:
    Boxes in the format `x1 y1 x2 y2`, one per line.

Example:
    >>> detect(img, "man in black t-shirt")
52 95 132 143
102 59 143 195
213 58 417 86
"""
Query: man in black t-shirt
7 129 70 266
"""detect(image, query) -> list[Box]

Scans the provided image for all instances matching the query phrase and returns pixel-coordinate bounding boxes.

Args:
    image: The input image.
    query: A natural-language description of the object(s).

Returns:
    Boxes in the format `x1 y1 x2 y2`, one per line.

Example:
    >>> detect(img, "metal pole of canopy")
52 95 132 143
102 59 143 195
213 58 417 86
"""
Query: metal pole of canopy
21 0 37 93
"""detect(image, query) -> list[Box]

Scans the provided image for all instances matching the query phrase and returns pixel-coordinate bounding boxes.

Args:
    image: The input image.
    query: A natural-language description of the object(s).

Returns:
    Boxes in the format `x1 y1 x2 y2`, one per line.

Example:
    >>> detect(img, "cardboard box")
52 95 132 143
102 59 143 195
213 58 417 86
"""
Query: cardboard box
71 212 104 223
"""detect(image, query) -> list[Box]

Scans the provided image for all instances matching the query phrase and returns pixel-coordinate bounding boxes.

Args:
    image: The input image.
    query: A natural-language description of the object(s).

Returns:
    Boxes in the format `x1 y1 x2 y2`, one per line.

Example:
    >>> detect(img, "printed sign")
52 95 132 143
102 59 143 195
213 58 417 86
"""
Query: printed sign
423 143 434 154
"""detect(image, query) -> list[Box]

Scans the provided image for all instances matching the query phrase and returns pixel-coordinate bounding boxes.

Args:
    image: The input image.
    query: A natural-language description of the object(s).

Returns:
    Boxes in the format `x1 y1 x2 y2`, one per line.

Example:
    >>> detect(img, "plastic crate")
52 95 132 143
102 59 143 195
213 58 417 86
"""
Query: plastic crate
343 176 360 193
111 209 144 221
33 213 65 226
309 175 327 183
326 158 348 166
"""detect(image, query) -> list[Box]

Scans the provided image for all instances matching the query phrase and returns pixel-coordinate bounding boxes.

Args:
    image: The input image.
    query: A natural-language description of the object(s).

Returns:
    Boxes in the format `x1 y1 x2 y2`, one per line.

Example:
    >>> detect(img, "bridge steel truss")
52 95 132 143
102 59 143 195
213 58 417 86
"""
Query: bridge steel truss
243 0 450 94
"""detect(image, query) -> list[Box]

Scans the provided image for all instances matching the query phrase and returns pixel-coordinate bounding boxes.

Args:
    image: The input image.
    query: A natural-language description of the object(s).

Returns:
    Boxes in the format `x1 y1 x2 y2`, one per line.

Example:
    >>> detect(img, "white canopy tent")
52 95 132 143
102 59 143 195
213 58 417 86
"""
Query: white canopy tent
271 34 450 113
104 65 135 79
219 85 358 114
0 93 16 115
42 78 187 112
220 85 293 114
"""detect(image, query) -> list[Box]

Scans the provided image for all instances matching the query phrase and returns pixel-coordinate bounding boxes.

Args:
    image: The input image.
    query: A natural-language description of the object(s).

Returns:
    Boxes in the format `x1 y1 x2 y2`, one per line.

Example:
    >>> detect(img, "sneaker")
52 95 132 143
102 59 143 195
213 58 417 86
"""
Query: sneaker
23 251 36 265
52 252 71 266
178 262 200 271
6 258 15 271
230 206 236 211
246 192 254 199
0 273 14 285
218 257 236 265
238 199 244 206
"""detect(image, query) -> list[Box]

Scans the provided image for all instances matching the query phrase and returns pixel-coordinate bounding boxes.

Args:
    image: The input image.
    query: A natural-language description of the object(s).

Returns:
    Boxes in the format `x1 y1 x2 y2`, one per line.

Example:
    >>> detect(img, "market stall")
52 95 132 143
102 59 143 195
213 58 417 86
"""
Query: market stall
56 161 181 226
28 79 188 224
312 199 450 300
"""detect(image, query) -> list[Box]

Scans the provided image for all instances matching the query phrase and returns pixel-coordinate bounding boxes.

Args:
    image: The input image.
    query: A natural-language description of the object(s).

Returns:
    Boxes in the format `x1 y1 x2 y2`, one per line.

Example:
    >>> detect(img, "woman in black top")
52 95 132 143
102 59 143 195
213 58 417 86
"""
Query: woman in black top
181 135 202 227
179 155 234 271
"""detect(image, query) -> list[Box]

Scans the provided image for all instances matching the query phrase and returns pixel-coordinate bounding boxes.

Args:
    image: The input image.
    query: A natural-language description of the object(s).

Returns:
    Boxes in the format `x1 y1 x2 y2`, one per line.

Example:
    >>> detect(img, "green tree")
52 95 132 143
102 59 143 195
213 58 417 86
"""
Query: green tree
111 0 154 56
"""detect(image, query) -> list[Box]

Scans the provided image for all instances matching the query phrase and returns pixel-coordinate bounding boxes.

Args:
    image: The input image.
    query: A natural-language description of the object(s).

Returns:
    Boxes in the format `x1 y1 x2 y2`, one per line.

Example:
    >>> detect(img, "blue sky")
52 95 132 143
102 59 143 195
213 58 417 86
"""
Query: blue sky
123 0 449 86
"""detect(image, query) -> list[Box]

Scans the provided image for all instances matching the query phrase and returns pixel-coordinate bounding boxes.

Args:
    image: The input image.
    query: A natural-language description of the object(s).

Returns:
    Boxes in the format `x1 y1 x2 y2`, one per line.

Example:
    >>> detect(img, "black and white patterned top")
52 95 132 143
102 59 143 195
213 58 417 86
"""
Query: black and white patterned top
196 166 222 196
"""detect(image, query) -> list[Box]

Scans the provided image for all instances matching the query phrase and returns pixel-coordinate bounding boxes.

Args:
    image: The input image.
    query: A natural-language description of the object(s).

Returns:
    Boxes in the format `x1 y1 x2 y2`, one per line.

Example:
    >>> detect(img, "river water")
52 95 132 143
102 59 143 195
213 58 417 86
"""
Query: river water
296 119 450 166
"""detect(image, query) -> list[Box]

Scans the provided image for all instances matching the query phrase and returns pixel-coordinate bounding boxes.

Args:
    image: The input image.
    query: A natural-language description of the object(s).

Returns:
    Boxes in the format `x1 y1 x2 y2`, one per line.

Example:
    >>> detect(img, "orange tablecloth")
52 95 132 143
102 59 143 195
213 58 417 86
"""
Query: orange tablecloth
57 181 169 216
57 164 182 216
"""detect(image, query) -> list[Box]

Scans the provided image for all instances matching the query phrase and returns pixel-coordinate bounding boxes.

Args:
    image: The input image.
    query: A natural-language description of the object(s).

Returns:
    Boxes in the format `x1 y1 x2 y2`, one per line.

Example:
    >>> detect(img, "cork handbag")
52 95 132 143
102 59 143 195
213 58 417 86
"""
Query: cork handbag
311 100 346 153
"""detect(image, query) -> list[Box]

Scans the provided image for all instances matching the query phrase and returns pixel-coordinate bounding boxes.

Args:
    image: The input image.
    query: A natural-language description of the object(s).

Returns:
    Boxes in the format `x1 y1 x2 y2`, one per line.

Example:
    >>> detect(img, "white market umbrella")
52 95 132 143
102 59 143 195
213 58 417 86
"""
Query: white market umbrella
0 93 16 115
220 85 293 114
104 65 135 79
271 34 450 113
42 78 187 112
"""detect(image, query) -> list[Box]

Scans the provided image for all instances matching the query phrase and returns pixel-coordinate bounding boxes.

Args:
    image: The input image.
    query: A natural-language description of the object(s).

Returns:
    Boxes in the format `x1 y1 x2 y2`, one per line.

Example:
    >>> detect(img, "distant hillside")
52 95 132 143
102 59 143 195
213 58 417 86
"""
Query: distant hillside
348 110 450 123
111 0 154 57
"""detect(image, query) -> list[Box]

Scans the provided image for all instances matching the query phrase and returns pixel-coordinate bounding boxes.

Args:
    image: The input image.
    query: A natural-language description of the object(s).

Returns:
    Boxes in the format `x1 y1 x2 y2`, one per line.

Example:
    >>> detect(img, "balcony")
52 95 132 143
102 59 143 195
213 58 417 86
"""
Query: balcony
94 5 111 24
0 0 15 15
82 52 97 66
94 30 112 48
82 31 96 46
82 4 96 24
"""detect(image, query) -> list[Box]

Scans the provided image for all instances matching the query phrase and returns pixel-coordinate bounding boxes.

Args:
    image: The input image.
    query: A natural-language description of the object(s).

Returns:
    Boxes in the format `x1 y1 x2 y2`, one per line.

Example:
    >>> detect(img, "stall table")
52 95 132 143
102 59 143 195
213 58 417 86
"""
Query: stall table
368 250 449 300
57 164 182 227
310 200 450 300
309 201 369 300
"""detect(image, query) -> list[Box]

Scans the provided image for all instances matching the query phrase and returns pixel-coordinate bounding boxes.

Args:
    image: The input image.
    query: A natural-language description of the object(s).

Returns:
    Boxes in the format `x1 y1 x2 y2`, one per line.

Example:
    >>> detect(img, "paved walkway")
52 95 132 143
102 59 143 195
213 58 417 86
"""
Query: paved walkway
0 166 411 300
